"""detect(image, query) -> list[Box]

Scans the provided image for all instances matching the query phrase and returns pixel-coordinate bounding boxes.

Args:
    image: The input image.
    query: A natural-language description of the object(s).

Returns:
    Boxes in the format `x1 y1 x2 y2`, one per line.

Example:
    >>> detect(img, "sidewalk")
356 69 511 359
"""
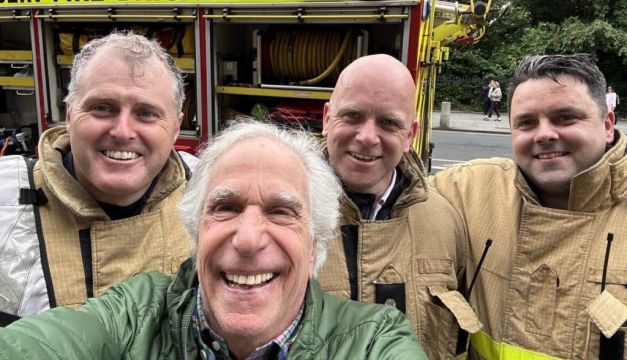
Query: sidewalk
432 111 627 134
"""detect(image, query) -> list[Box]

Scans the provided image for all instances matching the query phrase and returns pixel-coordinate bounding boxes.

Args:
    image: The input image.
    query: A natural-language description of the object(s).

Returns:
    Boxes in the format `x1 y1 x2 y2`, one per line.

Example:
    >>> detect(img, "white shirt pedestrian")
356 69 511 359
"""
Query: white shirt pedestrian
606 86 618 112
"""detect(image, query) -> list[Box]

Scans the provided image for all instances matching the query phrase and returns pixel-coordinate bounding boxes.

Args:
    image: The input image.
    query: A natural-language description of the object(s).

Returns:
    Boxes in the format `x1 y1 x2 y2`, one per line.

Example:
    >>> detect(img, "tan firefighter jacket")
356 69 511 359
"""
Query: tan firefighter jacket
0 127 191 320
318 149 481 359
429 130 627 359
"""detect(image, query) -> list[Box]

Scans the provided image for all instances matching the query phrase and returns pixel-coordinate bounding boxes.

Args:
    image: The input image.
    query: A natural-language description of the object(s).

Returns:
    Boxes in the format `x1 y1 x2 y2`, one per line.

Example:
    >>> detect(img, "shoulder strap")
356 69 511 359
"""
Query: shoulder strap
19 158 47 206
19 187 48 205
21 158 57 308
18 157 48 205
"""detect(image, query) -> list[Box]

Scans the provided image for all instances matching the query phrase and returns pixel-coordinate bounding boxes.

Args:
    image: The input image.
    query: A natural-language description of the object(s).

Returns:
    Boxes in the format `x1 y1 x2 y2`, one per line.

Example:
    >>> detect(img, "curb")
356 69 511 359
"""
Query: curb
433 126 510 135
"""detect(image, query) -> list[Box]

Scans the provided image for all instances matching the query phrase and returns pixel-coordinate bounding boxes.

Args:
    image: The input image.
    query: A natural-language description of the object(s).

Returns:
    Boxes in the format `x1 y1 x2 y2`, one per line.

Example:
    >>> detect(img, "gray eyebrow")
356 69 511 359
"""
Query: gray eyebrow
208 189 236 203
205 188 304 213
272 192 304 212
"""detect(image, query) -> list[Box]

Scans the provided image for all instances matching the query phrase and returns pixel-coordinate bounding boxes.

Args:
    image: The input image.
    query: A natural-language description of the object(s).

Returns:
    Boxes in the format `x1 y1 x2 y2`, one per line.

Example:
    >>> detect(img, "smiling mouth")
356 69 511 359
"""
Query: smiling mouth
536 152 567 160
349 152 380 162
103 150 140 160
223 272 276 289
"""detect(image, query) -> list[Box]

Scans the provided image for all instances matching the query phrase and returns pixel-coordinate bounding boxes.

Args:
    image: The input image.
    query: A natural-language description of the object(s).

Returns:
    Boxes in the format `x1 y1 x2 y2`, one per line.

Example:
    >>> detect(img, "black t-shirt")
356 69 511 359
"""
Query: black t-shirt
345 167 406 221
63 152 158 220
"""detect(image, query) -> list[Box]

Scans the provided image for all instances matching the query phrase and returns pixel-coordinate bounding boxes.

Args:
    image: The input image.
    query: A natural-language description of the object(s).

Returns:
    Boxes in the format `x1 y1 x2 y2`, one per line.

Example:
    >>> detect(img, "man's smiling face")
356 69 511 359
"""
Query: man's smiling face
322 56 416 198
510 75 614 203
66 47 181 206
195 137 313 358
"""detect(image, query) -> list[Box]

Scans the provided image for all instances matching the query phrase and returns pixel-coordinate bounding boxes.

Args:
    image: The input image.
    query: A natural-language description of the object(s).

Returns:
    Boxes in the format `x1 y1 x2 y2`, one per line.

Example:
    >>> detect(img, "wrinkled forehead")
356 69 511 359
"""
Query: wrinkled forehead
208 137 310 196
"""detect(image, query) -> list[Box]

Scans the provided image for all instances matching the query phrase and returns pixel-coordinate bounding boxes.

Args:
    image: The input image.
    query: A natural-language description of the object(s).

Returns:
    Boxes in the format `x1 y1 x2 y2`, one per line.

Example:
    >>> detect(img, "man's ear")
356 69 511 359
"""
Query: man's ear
605 111 615 144
172 112 183 144
404 119 419 152
322 102 331 138
65 103 73 129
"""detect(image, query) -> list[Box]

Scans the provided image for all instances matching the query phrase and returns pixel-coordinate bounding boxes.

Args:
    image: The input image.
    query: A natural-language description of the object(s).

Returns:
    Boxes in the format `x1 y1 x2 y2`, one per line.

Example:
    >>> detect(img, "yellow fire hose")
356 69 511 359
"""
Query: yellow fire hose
267 28 356 85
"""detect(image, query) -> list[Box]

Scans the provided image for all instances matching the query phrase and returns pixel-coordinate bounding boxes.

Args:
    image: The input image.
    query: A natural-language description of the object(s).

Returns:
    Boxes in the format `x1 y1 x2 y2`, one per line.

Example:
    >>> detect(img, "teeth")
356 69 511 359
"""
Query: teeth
537 152 566 160
351 152 377 161
104 150 139 160
225 273 274 286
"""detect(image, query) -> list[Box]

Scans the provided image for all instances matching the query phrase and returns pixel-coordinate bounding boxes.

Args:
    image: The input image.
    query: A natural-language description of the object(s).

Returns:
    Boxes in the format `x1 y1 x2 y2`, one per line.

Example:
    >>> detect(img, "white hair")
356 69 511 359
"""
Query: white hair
178 119 342 276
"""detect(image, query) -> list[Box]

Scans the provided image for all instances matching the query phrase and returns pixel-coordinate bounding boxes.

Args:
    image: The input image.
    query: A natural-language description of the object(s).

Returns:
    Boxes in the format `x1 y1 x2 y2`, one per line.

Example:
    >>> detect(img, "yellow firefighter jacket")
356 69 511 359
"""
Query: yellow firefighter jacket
429 130 627 359
22 127 190 312
318 149 481 359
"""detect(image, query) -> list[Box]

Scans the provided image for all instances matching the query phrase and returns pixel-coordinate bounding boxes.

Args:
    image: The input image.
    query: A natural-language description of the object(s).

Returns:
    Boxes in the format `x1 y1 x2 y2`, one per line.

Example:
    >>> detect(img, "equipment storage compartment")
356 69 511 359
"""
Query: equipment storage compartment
35 6 201 143
0 11 37 156
205 1 415 133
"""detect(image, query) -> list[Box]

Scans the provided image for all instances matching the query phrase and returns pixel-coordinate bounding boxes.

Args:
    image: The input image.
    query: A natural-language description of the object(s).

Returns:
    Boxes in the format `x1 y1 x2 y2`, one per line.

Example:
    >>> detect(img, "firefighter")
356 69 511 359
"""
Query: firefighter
317 54 480 358
429 54 627 359
0 31 194 325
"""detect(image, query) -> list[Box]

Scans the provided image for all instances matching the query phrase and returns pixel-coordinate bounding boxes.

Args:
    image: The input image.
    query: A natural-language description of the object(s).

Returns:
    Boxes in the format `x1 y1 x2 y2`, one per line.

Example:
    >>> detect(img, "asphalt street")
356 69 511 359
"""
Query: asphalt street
431 111 627 134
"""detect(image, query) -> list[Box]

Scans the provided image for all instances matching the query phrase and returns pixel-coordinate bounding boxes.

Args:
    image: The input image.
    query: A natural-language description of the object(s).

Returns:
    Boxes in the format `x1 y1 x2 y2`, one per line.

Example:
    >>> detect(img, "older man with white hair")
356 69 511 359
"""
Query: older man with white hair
0 120 426 360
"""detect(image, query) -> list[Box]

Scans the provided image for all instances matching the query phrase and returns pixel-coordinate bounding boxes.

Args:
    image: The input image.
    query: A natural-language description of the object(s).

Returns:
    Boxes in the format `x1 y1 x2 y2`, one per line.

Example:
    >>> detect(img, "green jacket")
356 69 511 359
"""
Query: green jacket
0 259 427 359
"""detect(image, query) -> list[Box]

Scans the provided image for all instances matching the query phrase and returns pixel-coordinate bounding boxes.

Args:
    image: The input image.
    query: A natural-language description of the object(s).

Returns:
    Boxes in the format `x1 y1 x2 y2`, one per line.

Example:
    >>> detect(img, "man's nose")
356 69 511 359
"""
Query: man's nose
534 119 559 143
232 207 270 255
355 119 380 147
108 110 137 140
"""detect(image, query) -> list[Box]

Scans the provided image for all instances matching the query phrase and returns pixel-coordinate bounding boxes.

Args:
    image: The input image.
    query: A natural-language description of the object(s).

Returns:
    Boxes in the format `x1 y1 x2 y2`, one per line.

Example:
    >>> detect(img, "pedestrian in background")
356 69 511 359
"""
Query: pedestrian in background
482 80 494 116
606 85 619 122
485 81 502 121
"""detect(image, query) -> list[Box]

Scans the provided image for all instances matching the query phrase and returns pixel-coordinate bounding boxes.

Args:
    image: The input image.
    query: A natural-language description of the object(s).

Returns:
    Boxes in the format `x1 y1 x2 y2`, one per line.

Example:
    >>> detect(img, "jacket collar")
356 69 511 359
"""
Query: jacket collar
327 147 429 218
289 279 324 352
37 126 186 220
395 149 429 208
515 130 627 212
167 258 198 360
349 150 429 214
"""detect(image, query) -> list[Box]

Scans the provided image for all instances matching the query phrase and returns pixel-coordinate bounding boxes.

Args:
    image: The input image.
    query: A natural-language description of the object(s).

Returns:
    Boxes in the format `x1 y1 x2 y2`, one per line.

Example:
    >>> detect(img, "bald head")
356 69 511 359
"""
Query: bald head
331 54 416 119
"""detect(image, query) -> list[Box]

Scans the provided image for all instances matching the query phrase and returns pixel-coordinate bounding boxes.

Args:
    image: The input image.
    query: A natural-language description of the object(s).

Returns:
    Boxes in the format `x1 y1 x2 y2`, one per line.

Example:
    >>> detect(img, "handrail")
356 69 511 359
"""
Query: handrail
35 14 196 19
0 15 30 20
205 13 407 20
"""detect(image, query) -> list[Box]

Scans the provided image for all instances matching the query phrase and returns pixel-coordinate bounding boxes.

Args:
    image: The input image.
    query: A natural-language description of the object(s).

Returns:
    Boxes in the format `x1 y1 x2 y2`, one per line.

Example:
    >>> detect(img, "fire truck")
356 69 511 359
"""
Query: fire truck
0 0 507 168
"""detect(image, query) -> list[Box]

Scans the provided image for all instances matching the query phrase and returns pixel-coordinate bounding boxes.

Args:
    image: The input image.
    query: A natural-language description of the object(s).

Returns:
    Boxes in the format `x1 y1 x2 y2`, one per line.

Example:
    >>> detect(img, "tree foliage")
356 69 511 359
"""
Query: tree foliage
436 0 627 113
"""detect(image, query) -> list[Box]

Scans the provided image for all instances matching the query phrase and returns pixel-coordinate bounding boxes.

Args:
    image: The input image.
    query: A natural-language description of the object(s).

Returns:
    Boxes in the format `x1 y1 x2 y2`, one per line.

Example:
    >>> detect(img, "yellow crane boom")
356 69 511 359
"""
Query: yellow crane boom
413 0 509 171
